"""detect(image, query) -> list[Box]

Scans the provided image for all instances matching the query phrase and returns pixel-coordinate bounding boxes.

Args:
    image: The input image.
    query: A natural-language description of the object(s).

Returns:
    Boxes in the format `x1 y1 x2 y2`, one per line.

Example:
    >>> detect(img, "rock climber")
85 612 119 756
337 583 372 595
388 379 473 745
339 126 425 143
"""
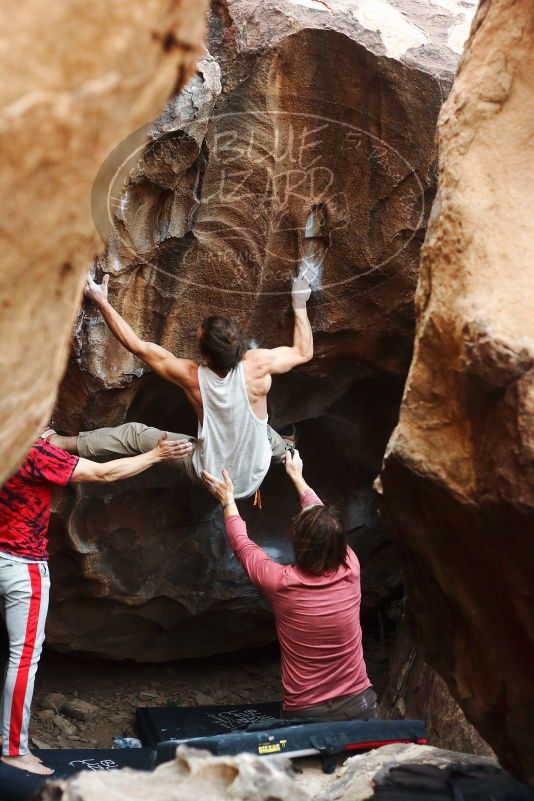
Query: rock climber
49 271 313 501
202 450 378 722
0 433 191 775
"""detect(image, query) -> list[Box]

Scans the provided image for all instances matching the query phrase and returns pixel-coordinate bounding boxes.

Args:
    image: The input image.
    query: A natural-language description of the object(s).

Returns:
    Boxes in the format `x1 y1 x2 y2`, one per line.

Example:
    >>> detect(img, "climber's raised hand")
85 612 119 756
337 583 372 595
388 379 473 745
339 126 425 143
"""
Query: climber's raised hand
85 273 109 306
291 268 312 310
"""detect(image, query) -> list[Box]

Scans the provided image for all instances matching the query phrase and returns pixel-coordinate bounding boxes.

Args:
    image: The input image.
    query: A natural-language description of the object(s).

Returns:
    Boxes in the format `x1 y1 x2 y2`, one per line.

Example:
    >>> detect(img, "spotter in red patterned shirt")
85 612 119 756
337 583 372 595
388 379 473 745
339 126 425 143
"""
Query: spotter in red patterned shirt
0 443 79 561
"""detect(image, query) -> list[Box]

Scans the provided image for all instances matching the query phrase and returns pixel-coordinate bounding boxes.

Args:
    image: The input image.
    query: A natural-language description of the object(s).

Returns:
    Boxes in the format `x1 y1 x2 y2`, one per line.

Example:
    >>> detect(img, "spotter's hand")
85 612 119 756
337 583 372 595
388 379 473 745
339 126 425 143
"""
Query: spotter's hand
282 447 304 479
201 468 235 505
155 432 194 462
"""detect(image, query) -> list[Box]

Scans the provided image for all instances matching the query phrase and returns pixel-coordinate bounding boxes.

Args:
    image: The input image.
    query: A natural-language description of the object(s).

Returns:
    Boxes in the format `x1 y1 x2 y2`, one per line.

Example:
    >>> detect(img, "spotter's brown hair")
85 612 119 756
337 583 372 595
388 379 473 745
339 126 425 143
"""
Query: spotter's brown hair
291 505 347 575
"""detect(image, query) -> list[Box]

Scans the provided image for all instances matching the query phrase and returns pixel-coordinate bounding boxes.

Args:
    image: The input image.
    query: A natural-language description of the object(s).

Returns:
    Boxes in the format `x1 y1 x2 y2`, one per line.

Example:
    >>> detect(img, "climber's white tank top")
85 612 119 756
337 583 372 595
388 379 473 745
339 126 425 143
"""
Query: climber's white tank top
192 362 272 499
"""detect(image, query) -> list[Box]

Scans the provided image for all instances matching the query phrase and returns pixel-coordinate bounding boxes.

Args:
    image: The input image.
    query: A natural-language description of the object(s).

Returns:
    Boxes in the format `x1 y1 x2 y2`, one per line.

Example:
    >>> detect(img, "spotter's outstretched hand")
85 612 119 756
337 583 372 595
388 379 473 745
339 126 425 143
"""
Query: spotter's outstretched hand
155 432 194 462
201 468 235 505
282 447 304 479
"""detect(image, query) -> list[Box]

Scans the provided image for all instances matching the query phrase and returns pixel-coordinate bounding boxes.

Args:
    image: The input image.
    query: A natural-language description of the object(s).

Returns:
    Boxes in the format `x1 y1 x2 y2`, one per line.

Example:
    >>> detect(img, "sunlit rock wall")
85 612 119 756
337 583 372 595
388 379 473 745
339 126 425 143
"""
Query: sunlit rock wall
0 0 208 483
381 0 534 784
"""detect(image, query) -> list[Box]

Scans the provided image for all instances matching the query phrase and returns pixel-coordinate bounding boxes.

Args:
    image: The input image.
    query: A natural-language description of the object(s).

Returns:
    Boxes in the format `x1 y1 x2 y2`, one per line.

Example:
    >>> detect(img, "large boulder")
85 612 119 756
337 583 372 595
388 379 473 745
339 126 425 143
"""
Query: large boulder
48 377 405 661
75 0 477 400
48 0 476 660
0 0 208 483
380 0 534 784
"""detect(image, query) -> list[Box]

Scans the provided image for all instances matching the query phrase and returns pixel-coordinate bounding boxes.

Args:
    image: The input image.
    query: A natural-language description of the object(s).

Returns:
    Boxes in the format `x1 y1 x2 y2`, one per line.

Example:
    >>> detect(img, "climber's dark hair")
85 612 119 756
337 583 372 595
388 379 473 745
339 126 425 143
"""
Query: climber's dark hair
199 316 249 374
290 505 347 576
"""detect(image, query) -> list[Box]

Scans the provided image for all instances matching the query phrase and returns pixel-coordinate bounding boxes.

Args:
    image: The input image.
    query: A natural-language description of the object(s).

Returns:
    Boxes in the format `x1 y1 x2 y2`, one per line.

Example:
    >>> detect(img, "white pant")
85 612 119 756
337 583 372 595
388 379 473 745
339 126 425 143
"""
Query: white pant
0 558 50 756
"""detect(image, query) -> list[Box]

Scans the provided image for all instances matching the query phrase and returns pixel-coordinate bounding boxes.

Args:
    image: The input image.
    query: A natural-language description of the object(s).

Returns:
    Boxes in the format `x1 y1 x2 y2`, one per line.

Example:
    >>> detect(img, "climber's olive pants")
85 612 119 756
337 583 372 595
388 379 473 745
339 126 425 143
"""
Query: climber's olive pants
77 422 289 465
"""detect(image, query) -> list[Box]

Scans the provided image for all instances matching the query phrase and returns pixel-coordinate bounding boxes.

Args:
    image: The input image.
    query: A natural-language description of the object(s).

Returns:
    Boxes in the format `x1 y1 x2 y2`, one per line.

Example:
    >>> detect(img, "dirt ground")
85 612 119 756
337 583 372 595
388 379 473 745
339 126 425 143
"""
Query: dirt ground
29 634 391 750
30 645 283 749
0 643 350 797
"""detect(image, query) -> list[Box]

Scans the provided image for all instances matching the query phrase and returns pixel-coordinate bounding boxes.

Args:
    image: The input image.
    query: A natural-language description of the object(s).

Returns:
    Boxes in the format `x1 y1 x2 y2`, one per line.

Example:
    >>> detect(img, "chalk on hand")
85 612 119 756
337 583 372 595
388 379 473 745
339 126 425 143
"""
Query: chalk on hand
297 255 320 291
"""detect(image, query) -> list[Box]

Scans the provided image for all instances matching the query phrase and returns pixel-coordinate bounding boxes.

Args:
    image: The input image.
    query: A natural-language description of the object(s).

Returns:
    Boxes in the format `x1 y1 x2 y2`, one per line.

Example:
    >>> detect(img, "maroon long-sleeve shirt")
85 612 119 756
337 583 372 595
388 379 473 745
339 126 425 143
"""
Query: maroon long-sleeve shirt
225 488 371 710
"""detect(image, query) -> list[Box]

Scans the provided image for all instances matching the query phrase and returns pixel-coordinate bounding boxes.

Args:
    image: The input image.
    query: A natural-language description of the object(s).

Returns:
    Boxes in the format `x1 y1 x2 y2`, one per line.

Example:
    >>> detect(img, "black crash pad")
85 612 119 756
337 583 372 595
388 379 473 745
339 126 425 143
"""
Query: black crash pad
136 701 281 747
135 702 426 763
0 748 155 801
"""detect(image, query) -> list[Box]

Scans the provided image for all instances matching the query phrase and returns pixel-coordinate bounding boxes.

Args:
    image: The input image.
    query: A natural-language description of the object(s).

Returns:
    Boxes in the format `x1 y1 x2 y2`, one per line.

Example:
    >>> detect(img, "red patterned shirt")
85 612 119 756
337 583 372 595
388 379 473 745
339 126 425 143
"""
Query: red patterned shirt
0 443 79 561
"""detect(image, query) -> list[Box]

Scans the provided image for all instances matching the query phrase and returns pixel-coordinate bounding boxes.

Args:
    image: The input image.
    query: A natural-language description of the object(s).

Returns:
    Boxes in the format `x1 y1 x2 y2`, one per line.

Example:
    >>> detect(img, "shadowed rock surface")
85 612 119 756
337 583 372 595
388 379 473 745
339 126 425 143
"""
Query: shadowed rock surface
0 0 209 484
380 0 534 784
48 0 476 660
49 375 404 662
380 620 495 758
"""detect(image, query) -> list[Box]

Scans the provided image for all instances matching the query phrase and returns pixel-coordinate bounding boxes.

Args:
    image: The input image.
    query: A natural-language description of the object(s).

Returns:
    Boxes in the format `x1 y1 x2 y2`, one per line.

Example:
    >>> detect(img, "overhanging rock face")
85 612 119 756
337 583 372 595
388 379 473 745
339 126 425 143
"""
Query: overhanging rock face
49 0 475 660
381 0 534 784
0 0 209 484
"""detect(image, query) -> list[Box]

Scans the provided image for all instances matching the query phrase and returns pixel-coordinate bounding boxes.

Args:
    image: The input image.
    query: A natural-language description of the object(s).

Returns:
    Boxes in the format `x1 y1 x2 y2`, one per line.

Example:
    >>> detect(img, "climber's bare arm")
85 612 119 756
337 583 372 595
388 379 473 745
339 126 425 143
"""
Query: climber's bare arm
254 276 313 375
85 275 197 390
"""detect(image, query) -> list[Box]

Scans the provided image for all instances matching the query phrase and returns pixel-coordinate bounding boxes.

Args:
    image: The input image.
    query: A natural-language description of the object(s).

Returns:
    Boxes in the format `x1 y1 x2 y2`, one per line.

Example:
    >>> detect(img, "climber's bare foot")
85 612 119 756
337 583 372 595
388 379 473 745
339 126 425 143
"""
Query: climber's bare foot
1 753 54 774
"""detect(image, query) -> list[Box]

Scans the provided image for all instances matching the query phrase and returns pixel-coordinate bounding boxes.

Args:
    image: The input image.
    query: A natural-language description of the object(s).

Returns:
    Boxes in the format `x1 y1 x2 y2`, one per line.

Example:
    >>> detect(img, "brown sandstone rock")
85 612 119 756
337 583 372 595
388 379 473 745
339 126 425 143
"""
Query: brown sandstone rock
77 0 477 403
63 698 99 723
0 0 208 484
48 0 474 661
40 692 67 712
52 714 77 737
380 620 495 758
380 0 534 784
